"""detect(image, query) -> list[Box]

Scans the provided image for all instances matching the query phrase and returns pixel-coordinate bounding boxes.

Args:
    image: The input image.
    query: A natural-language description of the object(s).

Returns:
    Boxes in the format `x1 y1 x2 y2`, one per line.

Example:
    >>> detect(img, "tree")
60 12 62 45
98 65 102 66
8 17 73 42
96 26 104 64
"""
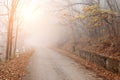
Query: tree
55 0 120 51
0 0 29 60
5 0 20 60
78 4 117 37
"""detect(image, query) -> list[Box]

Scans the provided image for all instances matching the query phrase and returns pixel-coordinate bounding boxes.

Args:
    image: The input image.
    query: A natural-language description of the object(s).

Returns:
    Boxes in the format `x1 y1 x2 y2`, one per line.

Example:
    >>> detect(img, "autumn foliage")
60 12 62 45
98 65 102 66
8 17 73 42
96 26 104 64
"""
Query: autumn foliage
61 3 120 59
0 51 33 80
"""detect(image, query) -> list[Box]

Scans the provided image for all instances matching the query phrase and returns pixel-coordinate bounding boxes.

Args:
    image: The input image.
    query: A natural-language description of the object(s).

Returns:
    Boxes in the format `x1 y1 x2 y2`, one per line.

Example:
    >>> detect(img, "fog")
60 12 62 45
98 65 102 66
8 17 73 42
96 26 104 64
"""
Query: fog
15 0 120 50
21 0 87 49
22 0 67 48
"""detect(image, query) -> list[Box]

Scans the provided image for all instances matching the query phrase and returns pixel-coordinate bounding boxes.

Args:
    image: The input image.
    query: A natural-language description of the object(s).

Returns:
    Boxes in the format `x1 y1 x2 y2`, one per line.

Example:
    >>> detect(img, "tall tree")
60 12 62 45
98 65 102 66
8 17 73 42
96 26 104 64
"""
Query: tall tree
5 0 20 60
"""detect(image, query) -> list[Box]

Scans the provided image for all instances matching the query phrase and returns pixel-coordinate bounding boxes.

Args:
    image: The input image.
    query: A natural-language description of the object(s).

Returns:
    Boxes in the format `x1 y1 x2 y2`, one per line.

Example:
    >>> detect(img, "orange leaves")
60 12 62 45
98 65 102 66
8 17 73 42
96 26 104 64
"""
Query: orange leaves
0 52 33 80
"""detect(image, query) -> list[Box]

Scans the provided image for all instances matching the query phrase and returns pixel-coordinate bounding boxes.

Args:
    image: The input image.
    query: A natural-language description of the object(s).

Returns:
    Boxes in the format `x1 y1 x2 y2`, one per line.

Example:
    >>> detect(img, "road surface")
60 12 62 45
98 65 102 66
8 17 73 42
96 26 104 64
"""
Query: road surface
24 48 103 80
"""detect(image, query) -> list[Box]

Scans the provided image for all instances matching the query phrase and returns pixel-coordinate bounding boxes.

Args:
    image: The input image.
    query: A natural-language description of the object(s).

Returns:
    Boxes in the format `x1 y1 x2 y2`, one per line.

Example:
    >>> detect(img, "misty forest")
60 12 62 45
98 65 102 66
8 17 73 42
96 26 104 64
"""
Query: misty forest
0 0 120 80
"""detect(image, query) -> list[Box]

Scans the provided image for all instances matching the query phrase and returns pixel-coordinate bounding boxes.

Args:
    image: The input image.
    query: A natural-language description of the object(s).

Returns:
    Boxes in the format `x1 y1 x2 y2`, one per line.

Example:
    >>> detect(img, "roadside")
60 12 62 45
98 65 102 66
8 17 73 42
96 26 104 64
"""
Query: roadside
55 48 120 80
0 51 33 80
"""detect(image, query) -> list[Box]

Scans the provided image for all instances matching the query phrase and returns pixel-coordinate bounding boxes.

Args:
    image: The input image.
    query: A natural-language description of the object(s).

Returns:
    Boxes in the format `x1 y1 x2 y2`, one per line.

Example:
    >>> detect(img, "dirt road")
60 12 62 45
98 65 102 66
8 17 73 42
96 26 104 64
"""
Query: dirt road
24 48 103 80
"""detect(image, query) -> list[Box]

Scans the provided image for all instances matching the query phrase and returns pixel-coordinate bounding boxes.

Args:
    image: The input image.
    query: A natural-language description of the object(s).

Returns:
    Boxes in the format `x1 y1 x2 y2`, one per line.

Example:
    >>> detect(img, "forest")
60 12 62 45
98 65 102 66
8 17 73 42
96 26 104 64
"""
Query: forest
57 0 120 60
0 0 120 80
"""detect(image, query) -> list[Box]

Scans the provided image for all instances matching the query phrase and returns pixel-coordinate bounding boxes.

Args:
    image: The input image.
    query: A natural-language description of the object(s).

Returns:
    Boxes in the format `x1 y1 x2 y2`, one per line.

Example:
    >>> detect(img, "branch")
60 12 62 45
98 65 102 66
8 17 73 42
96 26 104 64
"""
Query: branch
3 1 9 11
71 8 81 14
104 18 112 25
0 13 8 16
66 2 94 7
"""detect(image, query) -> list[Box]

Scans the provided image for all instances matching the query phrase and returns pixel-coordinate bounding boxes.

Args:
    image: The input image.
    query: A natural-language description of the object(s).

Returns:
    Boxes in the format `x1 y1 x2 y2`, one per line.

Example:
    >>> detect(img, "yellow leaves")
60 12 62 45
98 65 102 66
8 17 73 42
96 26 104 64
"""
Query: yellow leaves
101 10 116 18
77 4 118 29
79 15 85 19
94 22 101 28
83 4 99 13
83 6 89 12
94 18 99 22
75 14 85 19
101 9 116 15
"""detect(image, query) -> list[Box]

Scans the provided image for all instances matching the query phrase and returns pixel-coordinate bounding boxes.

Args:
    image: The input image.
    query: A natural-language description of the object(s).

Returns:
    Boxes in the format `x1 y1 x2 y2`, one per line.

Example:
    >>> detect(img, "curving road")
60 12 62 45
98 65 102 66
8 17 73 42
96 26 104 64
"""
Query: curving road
24 48 103 80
